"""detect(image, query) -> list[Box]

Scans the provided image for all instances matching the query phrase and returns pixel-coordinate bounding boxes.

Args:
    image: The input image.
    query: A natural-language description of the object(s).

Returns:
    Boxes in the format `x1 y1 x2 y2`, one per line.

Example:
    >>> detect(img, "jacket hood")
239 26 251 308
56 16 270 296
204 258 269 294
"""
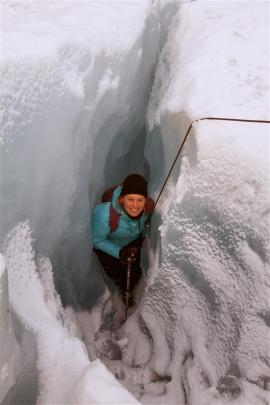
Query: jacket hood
111 185 123 214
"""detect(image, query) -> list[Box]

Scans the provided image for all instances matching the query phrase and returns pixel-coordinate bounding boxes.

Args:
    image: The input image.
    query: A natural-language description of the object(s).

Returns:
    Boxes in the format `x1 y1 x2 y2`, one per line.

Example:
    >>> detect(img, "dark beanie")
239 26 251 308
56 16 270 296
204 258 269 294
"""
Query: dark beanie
122 173 148 197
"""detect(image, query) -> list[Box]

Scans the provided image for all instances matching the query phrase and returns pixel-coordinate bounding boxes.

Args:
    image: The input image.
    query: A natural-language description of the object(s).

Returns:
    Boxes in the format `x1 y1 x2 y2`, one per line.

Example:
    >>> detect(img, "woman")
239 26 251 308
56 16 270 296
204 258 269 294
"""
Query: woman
92 173 154 310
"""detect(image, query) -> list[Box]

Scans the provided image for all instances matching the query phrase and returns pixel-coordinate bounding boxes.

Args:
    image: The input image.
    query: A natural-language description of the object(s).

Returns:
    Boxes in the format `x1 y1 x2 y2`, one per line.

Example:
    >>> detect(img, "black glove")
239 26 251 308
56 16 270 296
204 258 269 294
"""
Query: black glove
119 246 138 263
129 235 144 249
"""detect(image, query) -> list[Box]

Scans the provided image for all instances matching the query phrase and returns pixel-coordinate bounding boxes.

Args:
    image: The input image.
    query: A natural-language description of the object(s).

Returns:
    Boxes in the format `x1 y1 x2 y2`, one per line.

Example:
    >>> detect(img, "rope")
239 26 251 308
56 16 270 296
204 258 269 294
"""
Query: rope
154 116 270 208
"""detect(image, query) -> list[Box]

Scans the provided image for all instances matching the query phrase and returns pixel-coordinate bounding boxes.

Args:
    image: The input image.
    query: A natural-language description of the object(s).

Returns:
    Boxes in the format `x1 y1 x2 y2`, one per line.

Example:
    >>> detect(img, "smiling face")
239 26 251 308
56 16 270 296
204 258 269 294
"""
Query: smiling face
123 194 146 217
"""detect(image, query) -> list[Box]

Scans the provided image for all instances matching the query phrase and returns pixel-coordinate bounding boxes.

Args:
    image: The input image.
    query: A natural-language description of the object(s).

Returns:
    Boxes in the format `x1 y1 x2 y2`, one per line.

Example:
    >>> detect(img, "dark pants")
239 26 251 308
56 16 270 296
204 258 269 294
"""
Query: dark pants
94 243 142 293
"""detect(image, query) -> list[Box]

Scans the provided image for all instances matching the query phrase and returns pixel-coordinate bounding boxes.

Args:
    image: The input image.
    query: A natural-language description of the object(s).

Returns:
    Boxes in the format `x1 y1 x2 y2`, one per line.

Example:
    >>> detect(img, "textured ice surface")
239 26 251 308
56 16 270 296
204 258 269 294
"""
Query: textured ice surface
137 121 270 404
140 2 270 404
1 1 269 404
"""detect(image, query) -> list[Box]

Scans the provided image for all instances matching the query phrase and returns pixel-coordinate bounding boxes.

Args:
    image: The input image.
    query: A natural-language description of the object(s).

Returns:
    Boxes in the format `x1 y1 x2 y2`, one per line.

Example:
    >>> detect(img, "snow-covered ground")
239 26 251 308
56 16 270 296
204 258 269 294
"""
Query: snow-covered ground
1 1 269 404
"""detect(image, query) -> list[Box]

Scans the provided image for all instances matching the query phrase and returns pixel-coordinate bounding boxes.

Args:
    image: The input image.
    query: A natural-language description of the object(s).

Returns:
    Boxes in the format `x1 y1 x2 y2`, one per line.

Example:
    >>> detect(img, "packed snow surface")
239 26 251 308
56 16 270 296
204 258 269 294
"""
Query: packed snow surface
1 1 270 405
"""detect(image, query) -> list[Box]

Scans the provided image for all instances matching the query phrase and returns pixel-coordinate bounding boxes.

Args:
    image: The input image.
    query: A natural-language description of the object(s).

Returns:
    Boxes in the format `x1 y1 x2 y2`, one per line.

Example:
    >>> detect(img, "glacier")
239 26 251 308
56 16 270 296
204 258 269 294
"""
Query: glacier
0 1 269 404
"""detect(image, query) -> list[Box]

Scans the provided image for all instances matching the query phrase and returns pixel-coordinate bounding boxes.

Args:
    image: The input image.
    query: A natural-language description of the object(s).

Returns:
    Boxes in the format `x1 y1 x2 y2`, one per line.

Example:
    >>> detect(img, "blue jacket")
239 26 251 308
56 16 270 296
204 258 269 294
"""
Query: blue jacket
92 186 150 258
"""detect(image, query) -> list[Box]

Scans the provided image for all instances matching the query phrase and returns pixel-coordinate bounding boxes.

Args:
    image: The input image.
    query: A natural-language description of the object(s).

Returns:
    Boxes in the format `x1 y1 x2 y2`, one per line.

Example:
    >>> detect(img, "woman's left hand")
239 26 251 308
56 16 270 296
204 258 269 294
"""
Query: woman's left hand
120 246 139 262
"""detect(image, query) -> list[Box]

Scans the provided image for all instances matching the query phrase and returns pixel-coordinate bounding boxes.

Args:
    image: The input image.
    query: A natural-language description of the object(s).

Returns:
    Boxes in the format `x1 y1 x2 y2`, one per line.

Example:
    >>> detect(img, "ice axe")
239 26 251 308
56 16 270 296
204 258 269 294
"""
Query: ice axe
123 247 137 320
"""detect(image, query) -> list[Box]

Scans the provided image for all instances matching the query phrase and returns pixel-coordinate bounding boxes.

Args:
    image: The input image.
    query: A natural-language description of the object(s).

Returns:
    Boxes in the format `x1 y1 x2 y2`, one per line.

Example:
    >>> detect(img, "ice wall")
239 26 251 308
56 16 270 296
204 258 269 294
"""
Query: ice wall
0 0 178 309
132 2 269 404
0 1 180 402
0 255 21 403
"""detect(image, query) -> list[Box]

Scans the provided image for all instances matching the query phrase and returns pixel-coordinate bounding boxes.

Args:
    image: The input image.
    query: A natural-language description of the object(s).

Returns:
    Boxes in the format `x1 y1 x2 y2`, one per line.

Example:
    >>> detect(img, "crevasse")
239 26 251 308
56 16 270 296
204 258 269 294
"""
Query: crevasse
1 1 269 405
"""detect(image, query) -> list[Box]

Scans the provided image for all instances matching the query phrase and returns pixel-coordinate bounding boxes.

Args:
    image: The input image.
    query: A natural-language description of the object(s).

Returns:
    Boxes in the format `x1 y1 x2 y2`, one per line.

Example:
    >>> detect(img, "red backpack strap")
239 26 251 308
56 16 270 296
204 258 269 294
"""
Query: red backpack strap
101 185 119 202
109 203 120 233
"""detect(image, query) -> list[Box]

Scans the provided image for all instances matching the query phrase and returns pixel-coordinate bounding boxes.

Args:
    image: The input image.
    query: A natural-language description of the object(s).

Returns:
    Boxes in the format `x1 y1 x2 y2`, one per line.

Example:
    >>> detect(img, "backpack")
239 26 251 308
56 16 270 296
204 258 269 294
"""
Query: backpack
101 185 121 233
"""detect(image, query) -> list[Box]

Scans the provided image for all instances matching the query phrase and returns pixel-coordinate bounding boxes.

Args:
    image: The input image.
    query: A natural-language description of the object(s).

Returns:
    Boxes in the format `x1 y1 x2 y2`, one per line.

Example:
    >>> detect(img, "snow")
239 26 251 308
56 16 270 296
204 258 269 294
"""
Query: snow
141 1 270 404
1 0 270 404
148 1 269 126
146 0 269 196
3 222 139 404
1 1 148 61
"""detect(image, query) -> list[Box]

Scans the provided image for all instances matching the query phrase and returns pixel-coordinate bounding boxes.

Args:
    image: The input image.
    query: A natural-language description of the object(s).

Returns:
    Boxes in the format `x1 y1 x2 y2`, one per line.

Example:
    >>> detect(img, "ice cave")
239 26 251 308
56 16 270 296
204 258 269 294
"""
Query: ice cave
0 1 269 404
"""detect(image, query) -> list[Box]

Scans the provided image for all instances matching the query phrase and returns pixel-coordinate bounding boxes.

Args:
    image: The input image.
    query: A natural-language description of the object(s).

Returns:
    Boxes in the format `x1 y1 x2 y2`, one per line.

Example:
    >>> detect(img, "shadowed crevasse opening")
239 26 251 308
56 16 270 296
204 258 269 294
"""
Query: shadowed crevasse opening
50 3 179 311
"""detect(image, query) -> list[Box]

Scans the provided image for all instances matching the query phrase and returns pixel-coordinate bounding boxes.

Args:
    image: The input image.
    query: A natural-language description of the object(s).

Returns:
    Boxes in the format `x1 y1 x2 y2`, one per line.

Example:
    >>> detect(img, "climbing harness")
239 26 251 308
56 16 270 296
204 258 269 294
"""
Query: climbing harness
154 116 270 209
